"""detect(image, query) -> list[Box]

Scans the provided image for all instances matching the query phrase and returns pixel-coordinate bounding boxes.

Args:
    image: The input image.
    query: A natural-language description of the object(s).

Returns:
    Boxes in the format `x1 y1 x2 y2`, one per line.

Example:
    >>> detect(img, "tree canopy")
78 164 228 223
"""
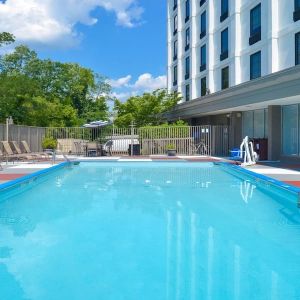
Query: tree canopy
0 43 110 127
0 32 181 128
0 32 15 47
113 89 181 127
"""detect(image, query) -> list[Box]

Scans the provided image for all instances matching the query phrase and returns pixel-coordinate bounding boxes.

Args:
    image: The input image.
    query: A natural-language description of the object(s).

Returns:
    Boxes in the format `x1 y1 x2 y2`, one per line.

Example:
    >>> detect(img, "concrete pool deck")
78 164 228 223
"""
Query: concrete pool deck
1 157 300 188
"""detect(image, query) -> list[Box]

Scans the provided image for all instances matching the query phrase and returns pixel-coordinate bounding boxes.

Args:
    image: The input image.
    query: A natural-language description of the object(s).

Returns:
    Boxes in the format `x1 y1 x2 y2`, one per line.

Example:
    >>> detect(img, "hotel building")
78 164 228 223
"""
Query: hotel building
167 0 300 160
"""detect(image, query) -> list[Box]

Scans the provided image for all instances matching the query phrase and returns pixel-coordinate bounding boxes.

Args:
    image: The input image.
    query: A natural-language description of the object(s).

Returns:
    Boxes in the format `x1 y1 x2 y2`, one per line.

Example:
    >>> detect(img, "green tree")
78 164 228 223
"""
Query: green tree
0 32 15 47
0 44 110 126
114 89 181 127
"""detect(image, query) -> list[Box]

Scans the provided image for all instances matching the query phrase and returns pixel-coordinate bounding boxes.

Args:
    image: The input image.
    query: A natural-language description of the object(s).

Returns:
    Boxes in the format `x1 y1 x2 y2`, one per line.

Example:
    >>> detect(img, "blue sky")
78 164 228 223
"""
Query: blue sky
0 0 167 100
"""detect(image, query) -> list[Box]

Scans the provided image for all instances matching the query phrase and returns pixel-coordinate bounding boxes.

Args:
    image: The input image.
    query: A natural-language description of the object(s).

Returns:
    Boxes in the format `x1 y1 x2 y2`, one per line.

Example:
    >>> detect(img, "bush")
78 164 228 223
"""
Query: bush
166 143 176 150
42 137 57 149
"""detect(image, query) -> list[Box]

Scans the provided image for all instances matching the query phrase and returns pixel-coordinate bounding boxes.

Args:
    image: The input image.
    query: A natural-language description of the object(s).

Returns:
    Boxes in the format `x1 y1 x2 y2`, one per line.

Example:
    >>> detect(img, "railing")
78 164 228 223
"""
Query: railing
0 124 230 157
45 125 230 156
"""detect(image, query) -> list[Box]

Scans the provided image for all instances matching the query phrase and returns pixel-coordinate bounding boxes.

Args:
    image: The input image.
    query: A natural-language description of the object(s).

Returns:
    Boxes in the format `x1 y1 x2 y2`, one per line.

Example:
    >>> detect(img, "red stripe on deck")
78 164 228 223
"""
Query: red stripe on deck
0 174 26 180
284 181 300 188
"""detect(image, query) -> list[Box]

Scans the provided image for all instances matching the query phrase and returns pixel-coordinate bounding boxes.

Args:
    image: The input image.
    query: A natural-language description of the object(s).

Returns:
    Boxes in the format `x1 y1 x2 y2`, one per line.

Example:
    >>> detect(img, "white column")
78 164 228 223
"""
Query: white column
233 0 242 86
267 0 279 73
207 0 216 93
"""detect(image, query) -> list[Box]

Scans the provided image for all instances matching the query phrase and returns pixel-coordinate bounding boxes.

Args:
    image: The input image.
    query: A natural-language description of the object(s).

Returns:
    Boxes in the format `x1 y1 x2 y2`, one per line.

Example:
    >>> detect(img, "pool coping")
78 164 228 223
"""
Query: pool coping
0 162 70 192
216 162 300 198
1 160 300 199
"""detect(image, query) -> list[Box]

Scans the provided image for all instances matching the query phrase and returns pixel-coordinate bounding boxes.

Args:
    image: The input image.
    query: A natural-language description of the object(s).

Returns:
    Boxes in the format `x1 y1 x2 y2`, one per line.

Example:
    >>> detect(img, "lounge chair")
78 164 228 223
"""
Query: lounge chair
21 141 49 160
0 148 4 170
1 141 29 162
11 141 38 160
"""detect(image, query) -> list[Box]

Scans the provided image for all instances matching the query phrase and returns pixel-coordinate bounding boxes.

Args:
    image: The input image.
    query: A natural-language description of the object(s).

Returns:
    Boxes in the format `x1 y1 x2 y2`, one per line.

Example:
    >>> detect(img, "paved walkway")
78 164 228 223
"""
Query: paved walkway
248 162 300 188
1 157 300 188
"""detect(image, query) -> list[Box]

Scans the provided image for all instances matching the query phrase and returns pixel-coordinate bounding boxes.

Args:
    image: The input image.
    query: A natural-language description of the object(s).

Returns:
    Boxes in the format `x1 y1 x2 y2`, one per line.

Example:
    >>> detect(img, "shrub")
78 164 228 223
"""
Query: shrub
42 137 57 149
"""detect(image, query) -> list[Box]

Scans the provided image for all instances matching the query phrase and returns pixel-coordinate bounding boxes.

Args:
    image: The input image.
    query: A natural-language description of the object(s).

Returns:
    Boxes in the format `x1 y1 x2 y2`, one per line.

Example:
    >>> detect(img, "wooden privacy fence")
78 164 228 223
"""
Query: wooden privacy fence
46 125 230 156
0 124 46 152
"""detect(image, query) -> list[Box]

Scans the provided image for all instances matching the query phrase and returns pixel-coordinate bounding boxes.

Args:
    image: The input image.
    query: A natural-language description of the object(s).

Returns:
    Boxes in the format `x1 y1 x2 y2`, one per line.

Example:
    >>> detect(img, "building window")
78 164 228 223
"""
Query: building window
173 40 178 61
242 109 268 139
200 0 206 7
173 65 178 86
173 15 178 35
296 32 300 65
294 0 300 21
185 28 190 51
185 56 190 80
173 0 178 10
185 0 190 23
201 77 207 96
221 66 229 90
200 11 206 39
249 4 261 45
282 105 298 156
250 51 261 80
200 45 206 72
185 84 190 101
220 28 229 61
220 0 229 22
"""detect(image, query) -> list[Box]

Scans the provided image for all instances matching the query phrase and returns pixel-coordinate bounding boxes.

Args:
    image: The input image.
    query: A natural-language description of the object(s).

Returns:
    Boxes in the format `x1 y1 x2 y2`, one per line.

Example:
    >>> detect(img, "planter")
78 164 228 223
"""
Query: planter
167 149 177 157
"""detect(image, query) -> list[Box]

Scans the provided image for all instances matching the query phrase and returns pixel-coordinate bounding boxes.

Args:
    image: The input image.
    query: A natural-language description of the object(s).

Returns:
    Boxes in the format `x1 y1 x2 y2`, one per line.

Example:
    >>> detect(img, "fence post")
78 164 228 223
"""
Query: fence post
130 121 135 156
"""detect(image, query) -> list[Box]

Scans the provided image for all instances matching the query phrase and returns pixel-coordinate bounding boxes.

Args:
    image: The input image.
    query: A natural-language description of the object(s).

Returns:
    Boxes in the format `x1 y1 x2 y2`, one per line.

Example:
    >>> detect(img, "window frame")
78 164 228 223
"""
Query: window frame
173 40 178 61
173 15 178 35
220 28 229 61
250 51 261 80
201 77 207 96
221 66 229 90
200 44 207 71
185 56 190 80
185 0 190 22
185 84 190 101
249 3 261 45
173 65 178 86
200 0 206 7
220 0 229 22
296 32 300 65
173 0 178 10
200 11 207 39
185 27 190 51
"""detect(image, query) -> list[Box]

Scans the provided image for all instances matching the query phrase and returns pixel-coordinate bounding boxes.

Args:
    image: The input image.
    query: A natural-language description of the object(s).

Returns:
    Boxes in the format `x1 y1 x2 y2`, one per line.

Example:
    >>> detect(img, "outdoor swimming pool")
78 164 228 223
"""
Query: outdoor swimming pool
0 162 300 300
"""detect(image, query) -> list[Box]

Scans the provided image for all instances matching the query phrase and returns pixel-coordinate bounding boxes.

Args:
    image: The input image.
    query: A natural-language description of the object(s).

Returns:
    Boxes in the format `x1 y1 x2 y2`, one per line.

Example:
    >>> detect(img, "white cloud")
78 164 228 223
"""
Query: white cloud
0 0 143 46
133 73 167 91
110 73 167 101
109 75 132 88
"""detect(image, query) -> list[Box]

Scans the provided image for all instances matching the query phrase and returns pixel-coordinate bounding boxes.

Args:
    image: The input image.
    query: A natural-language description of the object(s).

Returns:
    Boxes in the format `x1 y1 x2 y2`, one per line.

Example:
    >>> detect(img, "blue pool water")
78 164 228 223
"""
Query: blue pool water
0 162 300 300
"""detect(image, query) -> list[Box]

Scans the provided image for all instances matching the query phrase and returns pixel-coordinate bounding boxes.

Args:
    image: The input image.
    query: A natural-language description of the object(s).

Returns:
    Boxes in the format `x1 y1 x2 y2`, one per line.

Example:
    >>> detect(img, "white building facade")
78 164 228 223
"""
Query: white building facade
167 0 300 101
167 0 300 160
